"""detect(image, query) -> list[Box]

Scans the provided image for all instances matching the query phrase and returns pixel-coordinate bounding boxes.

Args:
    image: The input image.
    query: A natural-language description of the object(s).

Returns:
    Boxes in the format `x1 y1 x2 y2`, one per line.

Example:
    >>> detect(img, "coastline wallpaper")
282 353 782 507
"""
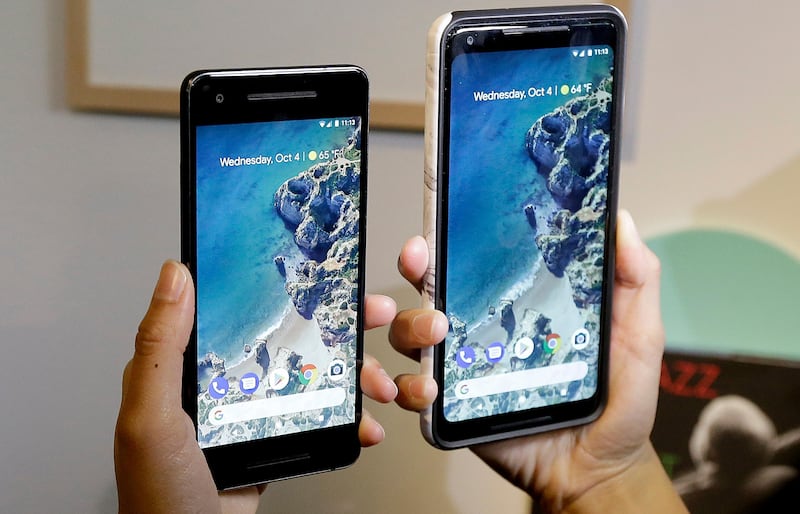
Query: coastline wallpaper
195 118 363 448
442 46 615 423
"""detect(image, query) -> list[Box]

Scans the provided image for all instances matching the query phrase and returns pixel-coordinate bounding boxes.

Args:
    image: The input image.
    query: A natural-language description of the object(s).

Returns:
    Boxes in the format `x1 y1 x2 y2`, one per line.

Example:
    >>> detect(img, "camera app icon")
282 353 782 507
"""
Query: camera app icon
328 359 346 381
572 328 590 350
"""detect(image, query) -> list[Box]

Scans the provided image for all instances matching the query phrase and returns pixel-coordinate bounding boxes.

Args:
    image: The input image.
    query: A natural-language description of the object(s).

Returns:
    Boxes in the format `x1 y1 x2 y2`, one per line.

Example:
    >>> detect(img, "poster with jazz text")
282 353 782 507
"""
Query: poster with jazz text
654 350 800 513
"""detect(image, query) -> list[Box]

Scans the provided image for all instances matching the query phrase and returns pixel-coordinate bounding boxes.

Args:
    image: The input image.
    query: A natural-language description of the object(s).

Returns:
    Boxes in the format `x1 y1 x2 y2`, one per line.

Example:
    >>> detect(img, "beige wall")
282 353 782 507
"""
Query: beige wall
0 1 797 513
622 2 800 257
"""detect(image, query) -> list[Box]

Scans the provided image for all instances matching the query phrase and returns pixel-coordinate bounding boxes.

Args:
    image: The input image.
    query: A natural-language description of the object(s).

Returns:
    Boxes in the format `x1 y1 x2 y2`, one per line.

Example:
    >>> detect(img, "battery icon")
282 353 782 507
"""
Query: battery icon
587 49 593 57
334 120 340 127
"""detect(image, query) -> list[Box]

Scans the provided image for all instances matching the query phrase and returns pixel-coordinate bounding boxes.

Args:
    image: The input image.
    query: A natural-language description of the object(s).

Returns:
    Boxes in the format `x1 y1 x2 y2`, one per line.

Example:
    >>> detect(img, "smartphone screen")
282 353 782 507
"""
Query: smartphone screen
181 67 367 487
428 9 624 446
195 116 363 447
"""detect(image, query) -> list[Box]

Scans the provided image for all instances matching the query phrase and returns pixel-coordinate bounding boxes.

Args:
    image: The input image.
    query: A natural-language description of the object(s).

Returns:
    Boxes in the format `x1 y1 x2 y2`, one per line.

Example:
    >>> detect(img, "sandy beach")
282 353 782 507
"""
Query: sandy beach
224 305 332 390
466 255 583 350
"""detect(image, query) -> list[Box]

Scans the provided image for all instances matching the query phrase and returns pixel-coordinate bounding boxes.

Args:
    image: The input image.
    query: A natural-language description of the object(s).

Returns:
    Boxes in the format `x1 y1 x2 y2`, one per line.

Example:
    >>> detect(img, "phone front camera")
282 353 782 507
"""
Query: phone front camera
215 93 224 104
466 35 475 46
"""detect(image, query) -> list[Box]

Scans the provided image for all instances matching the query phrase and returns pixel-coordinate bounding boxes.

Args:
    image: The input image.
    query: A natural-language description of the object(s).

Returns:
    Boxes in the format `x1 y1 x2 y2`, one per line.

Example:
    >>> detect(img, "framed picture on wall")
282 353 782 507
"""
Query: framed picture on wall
65 0 630 131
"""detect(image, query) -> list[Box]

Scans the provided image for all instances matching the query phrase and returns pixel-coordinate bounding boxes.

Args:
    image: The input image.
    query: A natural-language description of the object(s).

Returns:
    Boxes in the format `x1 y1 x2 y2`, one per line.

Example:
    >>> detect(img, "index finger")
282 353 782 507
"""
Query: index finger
398 235 429 293
388 308 448 362
363 294 397 331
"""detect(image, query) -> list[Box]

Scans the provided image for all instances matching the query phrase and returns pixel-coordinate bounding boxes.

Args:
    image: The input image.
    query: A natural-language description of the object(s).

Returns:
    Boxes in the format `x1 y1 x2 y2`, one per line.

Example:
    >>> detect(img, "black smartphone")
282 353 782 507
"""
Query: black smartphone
421 6 626 448
180 66 369 488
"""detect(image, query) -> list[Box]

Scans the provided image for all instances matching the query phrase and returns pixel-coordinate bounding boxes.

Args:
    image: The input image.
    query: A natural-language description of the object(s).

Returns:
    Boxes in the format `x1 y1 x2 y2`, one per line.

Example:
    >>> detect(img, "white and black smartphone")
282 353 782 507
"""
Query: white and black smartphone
421 6 626 449
180 66 369 488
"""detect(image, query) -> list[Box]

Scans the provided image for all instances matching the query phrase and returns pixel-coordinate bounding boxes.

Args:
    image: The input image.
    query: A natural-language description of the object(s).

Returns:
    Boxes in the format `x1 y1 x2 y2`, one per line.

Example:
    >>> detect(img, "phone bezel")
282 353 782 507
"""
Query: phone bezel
431 7 626 448
179 66 369 488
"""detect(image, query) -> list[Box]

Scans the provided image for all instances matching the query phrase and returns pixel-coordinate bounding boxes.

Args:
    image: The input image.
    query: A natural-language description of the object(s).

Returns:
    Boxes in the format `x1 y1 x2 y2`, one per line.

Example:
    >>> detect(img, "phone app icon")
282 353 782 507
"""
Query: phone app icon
456 346 476 368
328 359 346 381
208 376 229 399
268 367 289 391
544 333 562 354
485 342 505 363
572 328 590 350
239 372 259 395
298 363 318 385
514 337 535 359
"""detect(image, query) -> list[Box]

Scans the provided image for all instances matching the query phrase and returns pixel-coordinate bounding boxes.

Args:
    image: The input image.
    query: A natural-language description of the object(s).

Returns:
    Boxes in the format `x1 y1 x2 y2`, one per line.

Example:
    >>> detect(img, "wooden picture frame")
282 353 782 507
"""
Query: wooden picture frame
65 0 628 131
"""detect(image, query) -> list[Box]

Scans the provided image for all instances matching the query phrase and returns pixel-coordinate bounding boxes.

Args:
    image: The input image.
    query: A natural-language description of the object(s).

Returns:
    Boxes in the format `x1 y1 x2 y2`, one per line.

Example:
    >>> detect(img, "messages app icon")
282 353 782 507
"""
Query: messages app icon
485 342 505 363
239 372 259 395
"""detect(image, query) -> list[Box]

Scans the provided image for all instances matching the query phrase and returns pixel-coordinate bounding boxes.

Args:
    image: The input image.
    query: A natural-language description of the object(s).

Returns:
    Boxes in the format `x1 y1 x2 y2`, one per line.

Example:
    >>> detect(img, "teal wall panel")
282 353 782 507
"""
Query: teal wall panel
648 230 800 360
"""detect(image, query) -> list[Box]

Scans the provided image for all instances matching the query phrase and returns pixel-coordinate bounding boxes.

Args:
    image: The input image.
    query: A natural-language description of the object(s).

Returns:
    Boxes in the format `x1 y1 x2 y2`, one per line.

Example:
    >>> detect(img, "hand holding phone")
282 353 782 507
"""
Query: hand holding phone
422 6 626 448
392 214 685 512
180 66 369 488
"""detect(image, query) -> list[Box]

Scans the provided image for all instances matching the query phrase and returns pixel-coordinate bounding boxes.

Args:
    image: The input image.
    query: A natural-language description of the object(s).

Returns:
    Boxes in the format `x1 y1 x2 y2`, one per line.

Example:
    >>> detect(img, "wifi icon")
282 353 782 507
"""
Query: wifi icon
318 120 326 128
572 50 579 57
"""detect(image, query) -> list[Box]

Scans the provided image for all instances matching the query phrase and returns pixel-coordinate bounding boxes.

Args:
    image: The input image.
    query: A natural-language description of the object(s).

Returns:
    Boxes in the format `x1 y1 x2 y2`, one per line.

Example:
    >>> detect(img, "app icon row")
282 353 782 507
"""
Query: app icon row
455 328 590 369
207 358 347 400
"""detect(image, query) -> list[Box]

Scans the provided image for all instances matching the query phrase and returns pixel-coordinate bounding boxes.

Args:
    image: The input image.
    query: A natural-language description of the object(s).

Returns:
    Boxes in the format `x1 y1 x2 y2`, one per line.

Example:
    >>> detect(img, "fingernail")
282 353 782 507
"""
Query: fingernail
411 313 432 340
380 368 399 397
408 377 436 401
618 210 640 245
153 260 188 303
412 312 446 341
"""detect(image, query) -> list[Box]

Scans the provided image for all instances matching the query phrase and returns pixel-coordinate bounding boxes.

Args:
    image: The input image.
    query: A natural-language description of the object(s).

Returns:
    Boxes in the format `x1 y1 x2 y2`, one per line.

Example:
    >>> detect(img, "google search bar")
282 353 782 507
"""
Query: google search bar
209 387 346 425
454 361 588 399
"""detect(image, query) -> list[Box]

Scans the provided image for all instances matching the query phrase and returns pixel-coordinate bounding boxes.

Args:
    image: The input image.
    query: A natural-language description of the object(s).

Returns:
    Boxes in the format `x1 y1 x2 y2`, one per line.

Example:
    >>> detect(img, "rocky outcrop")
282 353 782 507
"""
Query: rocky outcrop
524 79 613 316
273 124 363 347
255 342 271 377
197 352 226 394
499 299 516 343
525 80 612 212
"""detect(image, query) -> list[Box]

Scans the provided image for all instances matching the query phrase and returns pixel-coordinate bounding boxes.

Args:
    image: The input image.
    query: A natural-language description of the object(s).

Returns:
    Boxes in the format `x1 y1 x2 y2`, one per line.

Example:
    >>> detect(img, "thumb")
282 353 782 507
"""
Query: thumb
120 260 194 418
612 209 663 332
605 210 664 436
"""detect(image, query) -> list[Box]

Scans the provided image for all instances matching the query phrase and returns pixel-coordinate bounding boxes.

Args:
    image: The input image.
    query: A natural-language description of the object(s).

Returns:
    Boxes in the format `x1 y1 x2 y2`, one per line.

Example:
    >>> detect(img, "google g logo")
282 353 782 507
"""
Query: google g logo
212 408 224 422
298 364 318 385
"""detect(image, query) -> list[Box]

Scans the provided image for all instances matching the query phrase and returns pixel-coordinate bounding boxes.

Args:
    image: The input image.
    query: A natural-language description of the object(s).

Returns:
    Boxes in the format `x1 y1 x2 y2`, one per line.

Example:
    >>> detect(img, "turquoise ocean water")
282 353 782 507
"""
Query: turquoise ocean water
195 119 355 364
447 46 612 330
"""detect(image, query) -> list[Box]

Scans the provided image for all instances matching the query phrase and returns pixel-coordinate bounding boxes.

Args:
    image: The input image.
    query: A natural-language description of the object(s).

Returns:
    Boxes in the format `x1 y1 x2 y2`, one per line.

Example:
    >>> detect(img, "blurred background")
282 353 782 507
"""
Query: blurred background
1 1 798 512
